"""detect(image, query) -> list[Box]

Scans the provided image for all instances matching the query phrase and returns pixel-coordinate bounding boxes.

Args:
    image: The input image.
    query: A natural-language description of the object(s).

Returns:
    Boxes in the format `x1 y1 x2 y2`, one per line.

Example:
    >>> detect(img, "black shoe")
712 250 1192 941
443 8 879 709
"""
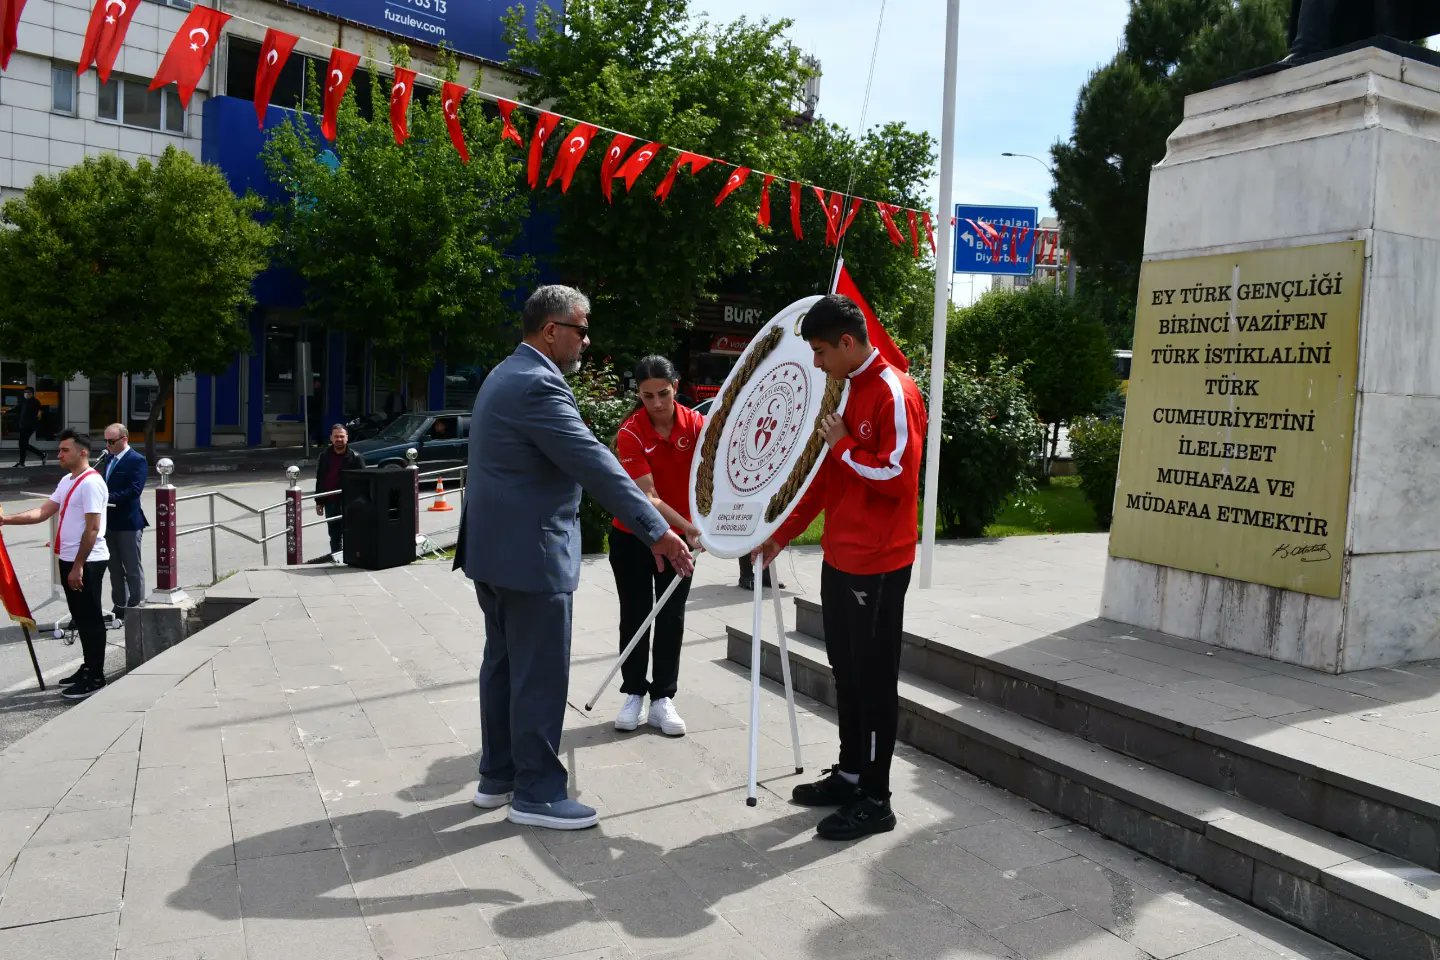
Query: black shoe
817 795 896 841
61 675 106 700
791 766 864 807
58 666 88 686
738 574 755 591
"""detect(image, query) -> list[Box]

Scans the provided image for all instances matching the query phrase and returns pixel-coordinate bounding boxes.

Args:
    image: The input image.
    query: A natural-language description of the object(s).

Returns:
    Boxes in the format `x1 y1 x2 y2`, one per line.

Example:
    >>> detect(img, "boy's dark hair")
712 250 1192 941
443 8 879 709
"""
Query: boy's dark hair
800 295 870 346
58 429 91 453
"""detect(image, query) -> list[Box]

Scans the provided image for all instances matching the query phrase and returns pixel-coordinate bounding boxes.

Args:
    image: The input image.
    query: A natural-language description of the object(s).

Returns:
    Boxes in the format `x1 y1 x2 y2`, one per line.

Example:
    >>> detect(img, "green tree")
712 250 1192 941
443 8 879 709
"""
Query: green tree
0 148 271 457
262 49 533 384
949 284 1116 464
1052 0 1288 344
505 0 809 366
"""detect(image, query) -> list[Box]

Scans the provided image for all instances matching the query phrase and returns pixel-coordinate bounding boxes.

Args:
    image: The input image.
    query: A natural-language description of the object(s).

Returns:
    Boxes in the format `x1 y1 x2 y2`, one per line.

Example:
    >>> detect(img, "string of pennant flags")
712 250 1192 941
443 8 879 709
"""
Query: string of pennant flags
0 0 1070 261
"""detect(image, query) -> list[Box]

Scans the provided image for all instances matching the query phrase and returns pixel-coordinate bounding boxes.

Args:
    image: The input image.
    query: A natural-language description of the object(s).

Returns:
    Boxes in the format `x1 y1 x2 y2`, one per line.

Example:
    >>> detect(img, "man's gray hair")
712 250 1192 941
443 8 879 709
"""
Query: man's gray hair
522 285 590 336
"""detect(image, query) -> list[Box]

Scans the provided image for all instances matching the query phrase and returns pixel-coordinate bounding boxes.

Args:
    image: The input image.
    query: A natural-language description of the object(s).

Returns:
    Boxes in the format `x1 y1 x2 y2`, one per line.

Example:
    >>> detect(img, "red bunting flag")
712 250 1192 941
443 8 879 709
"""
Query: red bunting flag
654 151 712 202
1 0 30 71
875 202 904 247
757 174 775 227
440 82 469 163
78 0 144 84
598 133 635 202
836 197 861 242
320 48 359 142
527 111 560 188
836 262 908 373
814 187 840 246
789 181 803 240
614 140 663 193
388 67 415 145
149 4 229 108
496 98 523 146
254 28 297 128
714 166 750 207
922 212 936 254
0 530 34 630
906 209 919 258
546 122 597 193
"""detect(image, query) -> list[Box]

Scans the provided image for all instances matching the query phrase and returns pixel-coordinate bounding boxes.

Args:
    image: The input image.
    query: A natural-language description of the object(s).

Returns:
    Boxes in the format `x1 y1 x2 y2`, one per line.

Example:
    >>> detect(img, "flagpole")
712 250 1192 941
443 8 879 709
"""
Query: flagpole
919 0 960 590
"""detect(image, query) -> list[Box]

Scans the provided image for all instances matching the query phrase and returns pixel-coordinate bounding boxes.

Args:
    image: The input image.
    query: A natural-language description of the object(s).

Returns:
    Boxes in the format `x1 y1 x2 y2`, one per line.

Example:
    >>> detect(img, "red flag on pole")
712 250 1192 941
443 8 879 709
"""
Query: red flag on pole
150 4 229 108
496 98 523 145
0 531 33 630
1 0 30 71
654 151 712 202
836 263 908 373
613 140 662 193
527 111 560 188
320 48 360 142
598 134 634 202
440 82 469 163
789 181 803 240
78 0 144 84
546 122 597 192
388 67 416 145
254 28 297 128
714 166 750 207
757 174 774 227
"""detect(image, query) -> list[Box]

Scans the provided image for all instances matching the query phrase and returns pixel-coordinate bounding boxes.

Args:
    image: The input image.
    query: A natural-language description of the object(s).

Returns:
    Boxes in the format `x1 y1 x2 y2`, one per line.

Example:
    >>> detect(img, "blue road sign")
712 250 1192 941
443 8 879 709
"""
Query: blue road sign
953 204 1039 276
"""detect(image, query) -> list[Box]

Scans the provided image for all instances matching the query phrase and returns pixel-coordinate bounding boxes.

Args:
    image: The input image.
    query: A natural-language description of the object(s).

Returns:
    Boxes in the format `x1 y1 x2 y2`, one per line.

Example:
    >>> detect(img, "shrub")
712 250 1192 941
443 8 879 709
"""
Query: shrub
913 359 1046 537
568 362 633 553
1069 416 1125 528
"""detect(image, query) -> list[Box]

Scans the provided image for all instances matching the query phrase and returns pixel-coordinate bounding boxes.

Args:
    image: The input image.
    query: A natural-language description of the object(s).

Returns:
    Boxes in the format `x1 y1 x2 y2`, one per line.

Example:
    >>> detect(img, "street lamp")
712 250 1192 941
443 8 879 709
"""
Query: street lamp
1000 151 1075 296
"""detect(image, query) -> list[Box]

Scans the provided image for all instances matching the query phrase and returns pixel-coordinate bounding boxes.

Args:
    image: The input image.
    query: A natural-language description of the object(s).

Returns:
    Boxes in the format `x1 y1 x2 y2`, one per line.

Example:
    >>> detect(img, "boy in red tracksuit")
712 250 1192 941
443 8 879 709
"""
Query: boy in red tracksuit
756 293 927 841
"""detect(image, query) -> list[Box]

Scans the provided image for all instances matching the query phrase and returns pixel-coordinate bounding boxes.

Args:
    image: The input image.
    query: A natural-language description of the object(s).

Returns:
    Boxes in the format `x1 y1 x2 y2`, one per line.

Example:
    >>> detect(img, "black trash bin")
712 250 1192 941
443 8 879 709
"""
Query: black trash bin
342 467 416 570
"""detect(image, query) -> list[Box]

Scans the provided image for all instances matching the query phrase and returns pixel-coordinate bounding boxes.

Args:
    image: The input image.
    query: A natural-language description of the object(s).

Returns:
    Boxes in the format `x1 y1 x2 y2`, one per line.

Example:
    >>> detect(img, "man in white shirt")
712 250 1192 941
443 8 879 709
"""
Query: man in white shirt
0 430 111 699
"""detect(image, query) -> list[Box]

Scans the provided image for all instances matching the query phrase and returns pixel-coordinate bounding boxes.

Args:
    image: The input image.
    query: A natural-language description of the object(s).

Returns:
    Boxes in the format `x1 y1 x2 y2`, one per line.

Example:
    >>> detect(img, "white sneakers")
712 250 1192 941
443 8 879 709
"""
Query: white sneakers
614 694 686 736
647 697 687 737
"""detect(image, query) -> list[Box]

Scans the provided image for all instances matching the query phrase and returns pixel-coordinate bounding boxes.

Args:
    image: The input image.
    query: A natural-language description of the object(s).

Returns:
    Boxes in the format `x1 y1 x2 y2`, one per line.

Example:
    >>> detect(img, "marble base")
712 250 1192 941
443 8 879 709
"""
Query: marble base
1102 46 1440 672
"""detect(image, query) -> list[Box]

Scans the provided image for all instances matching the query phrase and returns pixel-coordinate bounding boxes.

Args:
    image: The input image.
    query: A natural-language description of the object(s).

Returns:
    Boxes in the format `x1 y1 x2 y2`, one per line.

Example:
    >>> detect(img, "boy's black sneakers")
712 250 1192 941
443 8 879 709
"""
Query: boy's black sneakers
58 665 88 687
791 766 864 807
61 675 106 700
816 795 897 841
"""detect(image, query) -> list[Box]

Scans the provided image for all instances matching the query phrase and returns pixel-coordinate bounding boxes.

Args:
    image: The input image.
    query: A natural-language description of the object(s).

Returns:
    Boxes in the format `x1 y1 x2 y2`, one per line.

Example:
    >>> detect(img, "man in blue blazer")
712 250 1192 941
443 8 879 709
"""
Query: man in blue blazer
456 285 694 830
99 424 148 620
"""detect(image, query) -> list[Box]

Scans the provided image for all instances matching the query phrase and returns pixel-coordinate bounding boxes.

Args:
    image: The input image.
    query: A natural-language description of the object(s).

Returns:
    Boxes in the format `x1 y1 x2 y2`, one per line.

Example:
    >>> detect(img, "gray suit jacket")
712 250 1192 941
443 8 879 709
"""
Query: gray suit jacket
458 344 669 593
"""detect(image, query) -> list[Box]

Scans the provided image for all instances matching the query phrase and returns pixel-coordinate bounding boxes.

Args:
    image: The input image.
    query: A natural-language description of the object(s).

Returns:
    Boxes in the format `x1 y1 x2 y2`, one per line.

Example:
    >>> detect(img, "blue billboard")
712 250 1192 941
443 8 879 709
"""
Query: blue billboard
287 1 558 64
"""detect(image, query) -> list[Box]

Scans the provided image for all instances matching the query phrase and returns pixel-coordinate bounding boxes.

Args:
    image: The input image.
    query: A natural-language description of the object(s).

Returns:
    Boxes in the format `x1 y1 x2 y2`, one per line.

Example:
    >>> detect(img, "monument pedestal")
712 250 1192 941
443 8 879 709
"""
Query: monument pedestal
1101 46 1440 673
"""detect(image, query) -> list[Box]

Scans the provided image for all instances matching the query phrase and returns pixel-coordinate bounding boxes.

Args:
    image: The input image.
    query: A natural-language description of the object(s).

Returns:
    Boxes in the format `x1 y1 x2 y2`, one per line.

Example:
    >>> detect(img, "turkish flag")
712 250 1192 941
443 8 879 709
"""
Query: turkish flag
875 202 904 247
836 197 861 242
757 173 774 227
497 98 523 145
836 263 908 373
441 82 469 163
655 151 712 202
546 122 597 193
714 166 749 207
150 5 229 108
906 209 919 258
813 187 840 246
614 140 663 192
254 28 297 128
598 133 635 202
527 111 559 188
320 48 360 142
0 531 33 630
789 181 803 240
1 0 29 71
78 0 144 84
922 212 936 255
388 67 415 144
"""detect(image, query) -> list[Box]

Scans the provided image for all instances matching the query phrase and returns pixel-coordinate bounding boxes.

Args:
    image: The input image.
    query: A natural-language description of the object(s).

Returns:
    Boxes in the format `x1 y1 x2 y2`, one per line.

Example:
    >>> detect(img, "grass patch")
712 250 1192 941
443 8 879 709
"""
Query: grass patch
983 475 1101 537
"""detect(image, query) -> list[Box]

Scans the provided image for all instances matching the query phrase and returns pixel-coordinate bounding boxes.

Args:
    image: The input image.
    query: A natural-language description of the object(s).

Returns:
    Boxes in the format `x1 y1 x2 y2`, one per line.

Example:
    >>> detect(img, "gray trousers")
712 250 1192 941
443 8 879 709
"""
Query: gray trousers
474 582 573 804
107 528 144 614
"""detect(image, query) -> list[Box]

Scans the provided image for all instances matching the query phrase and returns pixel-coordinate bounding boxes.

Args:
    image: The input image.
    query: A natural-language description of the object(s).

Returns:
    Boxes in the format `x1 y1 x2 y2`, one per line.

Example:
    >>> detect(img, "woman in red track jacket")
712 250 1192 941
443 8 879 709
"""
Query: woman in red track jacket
757 293 927 842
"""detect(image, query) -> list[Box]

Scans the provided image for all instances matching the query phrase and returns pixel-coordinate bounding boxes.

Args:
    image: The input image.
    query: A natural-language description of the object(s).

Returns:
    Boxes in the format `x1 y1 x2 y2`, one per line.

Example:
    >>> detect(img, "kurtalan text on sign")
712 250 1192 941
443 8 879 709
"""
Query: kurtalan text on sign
1108 241 1364 597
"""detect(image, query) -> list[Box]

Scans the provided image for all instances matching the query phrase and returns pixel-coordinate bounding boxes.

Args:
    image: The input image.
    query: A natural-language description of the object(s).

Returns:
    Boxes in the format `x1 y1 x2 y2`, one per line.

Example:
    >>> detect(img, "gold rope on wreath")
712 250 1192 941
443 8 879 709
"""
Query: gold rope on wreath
765 376 842 523
695 324 786 517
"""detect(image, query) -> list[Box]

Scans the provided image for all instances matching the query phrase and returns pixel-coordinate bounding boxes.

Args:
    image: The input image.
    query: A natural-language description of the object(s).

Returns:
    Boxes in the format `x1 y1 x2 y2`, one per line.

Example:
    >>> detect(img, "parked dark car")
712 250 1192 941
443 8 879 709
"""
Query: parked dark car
349 410 470 468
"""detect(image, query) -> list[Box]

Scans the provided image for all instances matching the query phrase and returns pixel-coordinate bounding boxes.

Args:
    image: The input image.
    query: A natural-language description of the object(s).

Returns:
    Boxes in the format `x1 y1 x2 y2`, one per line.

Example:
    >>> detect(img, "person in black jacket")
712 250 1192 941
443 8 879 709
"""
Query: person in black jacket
8 387 46 467
315 424 365 555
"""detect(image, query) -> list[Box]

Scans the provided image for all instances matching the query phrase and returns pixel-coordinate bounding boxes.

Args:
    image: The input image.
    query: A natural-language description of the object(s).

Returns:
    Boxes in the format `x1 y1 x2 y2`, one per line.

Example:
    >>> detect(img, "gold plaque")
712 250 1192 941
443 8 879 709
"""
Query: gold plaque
1108 241 1363 598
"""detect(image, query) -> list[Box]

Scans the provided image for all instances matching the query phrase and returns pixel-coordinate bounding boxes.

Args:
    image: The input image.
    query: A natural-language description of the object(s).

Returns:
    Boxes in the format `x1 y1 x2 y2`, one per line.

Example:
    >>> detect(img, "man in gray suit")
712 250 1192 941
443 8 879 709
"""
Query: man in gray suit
457 285 694 830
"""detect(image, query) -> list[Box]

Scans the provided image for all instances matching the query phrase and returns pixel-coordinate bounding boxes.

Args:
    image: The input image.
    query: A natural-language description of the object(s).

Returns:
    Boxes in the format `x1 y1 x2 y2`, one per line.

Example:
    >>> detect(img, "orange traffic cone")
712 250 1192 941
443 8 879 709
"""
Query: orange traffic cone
428 477 454 512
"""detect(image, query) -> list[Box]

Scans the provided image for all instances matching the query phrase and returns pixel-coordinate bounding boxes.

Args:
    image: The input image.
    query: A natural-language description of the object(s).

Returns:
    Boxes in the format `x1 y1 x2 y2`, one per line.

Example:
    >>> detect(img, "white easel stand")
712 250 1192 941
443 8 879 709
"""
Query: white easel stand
746 553 804 806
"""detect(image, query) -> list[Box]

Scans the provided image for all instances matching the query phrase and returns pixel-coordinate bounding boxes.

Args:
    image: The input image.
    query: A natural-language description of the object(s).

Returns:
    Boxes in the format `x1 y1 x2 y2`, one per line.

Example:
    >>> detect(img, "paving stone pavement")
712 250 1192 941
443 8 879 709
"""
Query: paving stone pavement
0 535 1361 960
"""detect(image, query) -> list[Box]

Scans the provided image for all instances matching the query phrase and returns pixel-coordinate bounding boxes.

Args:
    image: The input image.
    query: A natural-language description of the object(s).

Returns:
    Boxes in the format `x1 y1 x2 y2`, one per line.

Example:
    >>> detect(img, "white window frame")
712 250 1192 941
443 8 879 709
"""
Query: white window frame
97 74 187 135
51 63 77 116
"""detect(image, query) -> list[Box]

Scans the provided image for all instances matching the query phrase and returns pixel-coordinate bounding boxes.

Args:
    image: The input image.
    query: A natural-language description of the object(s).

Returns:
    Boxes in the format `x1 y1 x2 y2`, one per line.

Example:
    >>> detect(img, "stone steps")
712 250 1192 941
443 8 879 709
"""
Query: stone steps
792 598 1440 873
726 623 1440 960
